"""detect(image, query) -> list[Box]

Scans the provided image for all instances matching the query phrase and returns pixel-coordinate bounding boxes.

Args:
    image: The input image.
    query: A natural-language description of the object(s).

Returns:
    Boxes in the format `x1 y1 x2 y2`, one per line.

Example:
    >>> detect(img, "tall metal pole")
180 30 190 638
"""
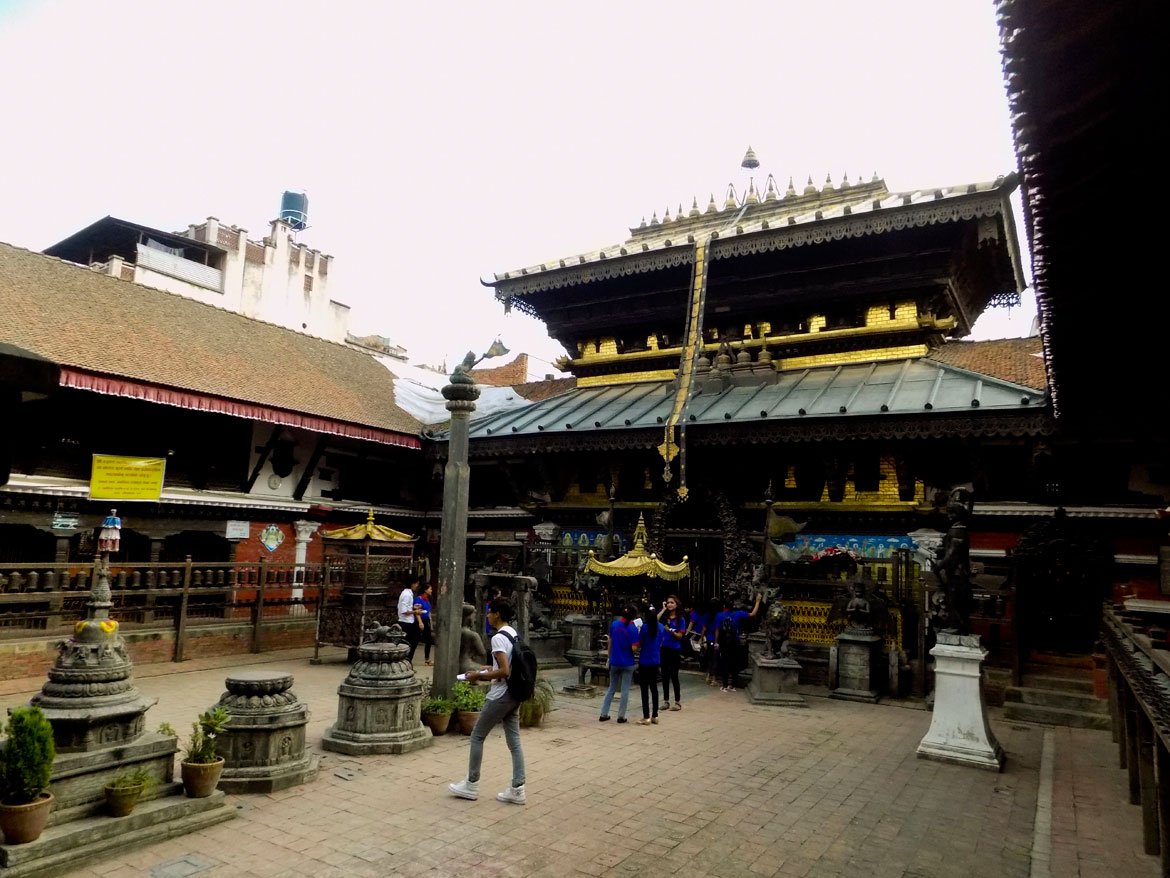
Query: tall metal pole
432 364 479 699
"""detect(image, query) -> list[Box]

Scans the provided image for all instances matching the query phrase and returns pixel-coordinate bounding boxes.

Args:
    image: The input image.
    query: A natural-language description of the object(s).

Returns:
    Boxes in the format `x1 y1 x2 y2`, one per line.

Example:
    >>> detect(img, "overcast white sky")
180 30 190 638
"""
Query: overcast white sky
0 0 1034 379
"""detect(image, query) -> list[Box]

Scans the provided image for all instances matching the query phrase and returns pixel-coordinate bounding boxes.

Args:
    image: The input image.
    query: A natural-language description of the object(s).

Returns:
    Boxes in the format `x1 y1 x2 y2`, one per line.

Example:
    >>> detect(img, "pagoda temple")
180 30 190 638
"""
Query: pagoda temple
459 157 1057 693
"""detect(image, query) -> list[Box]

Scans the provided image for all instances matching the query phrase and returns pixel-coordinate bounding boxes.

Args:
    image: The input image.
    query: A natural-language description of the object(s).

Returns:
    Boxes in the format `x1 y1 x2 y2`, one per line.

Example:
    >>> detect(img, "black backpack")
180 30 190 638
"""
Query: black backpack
717 615 737 646
499 630 538 702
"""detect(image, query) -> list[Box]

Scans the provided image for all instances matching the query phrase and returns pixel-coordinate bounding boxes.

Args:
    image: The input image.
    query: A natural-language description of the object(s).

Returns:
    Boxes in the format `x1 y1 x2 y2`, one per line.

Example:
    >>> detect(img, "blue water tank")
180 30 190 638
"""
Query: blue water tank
280 191 308 230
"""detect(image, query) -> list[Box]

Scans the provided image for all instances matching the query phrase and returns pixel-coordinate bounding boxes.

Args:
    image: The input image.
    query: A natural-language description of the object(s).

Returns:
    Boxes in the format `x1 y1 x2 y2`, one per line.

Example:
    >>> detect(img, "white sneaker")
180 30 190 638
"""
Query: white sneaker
449 779 479 800
496 785 527 805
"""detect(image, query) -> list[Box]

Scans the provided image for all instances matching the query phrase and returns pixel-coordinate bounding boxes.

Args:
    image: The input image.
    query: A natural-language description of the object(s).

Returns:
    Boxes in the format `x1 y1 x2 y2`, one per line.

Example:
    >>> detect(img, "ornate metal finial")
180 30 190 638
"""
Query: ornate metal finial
649 211 660 227
803 175 818 195
689 197 700 218
366 509 375 526
663 206 672 223
786 176 797 197
724 184 739 210
764 175 779 202
823 173 834 191
706 193 718 214
745 180 760 205
741 146 760 169
840 171 851 189
871 170 880 183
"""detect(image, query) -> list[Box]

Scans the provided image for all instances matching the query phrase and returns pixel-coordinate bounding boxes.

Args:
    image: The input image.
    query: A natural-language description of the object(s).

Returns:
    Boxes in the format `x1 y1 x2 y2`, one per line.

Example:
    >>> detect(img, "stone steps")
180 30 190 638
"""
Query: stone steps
1004 664 1109 729
0 789 236 876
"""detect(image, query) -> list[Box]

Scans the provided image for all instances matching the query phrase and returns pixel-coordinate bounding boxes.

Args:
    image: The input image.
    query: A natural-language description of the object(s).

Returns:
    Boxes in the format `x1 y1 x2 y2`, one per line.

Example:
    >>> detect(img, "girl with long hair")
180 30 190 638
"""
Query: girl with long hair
598 604 639 724
657 595 686 710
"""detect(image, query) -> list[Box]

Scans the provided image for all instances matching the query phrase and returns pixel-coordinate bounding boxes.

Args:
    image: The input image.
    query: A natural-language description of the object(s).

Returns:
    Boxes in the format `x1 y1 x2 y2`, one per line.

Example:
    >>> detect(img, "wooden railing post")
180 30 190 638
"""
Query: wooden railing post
251 558 267 654
174 556 193 662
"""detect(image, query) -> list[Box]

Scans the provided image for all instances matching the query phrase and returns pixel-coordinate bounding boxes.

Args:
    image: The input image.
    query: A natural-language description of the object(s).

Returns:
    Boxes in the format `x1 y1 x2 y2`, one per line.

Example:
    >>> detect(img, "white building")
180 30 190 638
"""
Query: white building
44 208 350 343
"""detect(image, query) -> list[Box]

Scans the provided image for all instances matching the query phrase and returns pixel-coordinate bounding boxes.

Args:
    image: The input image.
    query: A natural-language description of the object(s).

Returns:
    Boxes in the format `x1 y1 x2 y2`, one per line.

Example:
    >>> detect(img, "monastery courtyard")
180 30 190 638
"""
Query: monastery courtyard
0 650 1151 878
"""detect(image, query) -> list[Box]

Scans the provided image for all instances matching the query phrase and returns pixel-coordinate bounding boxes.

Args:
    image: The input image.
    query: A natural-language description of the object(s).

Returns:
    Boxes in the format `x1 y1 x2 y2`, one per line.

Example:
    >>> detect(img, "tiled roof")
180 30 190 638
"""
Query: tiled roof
465 356 1047 440
928 337 1048 392
513 376 576 403
0 242 421 438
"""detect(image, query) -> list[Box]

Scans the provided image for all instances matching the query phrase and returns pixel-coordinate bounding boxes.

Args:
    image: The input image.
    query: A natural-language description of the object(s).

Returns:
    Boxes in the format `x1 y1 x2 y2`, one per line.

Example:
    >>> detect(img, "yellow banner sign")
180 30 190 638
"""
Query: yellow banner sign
89 455 167 501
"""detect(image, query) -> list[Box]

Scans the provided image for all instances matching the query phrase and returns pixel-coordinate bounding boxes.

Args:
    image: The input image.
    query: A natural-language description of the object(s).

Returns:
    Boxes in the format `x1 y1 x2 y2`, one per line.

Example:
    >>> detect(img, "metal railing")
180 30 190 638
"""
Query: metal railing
0 557 345 662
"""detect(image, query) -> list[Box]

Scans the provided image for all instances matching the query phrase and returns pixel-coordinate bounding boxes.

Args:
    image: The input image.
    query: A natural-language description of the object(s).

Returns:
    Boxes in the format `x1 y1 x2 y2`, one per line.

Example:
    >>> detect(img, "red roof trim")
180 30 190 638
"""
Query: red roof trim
59 367 421 449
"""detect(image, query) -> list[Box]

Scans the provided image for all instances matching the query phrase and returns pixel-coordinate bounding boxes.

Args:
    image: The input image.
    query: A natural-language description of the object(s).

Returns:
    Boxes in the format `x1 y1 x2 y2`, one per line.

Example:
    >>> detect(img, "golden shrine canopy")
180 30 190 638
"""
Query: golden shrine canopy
321 510 416 543
585 513 689 580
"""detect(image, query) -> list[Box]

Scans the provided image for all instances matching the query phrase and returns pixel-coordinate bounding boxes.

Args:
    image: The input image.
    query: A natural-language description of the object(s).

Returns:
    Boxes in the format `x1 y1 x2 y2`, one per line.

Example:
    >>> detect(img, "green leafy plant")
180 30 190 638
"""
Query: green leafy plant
421 696 454 717
451 681 486 712
156 722 177 739
182 707 230 764
0 706 56 805
107 765 157 792
519 677 556 727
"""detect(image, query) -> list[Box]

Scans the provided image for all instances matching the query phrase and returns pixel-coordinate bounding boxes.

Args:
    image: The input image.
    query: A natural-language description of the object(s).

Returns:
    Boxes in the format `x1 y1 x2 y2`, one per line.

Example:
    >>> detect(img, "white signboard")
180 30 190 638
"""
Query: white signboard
225 520 251 540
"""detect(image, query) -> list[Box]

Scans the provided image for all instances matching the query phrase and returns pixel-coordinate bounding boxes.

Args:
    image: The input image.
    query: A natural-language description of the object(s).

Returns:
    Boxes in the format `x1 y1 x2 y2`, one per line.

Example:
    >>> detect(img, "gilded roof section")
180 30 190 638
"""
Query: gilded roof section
489 174 1022 298
0 242 421 437
465 357 1045 441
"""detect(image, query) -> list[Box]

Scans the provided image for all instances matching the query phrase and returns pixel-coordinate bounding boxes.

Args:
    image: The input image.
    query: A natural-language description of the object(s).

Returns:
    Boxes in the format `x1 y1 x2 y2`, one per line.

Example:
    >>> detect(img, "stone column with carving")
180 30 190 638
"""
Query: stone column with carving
291 519 319 613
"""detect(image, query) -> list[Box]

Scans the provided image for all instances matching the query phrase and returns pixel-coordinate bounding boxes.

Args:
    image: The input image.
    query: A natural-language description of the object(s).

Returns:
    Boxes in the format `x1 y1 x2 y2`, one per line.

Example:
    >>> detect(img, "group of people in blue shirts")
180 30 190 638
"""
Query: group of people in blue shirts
597 591 763 724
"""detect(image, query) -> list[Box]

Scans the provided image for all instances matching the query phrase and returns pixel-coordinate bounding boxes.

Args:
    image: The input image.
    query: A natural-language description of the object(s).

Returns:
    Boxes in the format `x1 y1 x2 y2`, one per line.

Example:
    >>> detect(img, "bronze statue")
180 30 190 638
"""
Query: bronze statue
458 602 487 673
930 486 975 634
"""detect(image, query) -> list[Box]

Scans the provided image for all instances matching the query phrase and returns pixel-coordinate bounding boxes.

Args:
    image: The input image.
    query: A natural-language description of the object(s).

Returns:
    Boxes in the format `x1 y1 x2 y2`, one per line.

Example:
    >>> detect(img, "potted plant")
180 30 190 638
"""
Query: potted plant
421 696 454 736
0 705 56 845
172 707 230 798
519 677 556 728
452 682 486 735
103 765 157 817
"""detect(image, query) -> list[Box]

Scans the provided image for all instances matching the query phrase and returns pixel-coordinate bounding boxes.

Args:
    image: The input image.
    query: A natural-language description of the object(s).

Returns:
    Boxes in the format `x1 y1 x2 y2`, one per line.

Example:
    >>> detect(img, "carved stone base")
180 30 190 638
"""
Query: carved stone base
916 633 1004 771
216 670 320 794
747 655 807 707
321 642 432 755
831 629 882 704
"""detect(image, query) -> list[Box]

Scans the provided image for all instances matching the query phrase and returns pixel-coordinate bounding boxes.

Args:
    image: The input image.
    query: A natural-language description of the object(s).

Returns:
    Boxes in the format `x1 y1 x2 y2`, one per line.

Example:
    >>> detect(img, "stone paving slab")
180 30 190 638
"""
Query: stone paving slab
0 649 1158 878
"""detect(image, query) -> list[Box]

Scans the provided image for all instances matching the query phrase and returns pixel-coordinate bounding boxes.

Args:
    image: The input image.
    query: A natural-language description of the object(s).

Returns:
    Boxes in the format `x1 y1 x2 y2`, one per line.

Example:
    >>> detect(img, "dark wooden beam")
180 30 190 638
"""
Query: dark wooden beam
242 426 282 493
293 436 327 501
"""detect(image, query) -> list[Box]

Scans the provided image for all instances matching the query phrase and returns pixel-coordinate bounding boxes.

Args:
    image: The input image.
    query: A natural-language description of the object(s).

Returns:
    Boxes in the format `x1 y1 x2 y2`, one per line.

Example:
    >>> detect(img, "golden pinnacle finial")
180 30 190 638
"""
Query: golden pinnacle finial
689 197 700 218
706 193 717 214
741 145 760 170
764 175 779 201
724 184 739 210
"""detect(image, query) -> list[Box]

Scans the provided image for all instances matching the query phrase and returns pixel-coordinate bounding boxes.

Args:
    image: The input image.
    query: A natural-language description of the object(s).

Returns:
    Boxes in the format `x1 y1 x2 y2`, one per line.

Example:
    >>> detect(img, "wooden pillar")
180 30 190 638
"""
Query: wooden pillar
174 556 193 662
251 558 267 654
1107 652 1121 745
1155 737 1170 878
54 536 70 563
1138 709 1161 855
1126 686 1142 805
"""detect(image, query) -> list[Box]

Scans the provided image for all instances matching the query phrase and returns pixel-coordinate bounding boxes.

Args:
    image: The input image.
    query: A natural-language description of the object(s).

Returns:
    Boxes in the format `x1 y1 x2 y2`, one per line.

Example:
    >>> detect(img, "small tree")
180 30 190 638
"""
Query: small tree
0 706 56 804
182 707 231 764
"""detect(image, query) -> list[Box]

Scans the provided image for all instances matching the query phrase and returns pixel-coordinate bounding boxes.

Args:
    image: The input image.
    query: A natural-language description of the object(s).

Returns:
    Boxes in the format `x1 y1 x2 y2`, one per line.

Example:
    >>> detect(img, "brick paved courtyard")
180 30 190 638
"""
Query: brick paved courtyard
0 650 1156 878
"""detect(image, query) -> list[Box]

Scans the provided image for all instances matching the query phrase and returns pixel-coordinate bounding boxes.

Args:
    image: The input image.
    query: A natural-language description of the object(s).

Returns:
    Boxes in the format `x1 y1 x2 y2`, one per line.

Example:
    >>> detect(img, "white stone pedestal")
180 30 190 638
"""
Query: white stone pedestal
916 632 1004 771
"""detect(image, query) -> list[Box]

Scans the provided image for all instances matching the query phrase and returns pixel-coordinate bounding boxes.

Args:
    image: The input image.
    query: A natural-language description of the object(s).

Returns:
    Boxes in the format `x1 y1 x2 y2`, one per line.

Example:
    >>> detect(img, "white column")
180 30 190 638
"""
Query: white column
292 520 319 610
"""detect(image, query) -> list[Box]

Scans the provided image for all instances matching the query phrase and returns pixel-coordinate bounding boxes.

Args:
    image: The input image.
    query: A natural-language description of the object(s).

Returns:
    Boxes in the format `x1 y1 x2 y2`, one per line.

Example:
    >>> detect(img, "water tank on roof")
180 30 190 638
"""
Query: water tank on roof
280 191 309 230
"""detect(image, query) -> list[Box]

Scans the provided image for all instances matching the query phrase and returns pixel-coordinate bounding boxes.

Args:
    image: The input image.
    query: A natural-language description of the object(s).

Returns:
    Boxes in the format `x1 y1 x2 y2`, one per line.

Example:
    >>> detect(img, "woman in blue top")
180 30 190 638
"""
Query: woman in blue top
599 605 639 723
657 595 686 710
636 604 666 725
713 592 762 691
416 583 433 666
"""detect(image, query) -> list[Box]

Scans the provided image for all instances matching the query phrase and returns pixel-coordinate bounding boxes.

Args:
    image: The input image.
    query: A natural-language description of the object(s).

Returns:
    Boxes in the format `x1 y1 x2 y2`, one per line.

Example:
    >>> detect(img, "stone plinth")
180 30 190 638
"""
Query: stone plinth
562 615 602 696
322 641 432 755
528 629 571 668
215 670 319 794
747 654 807 707
831 629 882 703
917 633 1004 771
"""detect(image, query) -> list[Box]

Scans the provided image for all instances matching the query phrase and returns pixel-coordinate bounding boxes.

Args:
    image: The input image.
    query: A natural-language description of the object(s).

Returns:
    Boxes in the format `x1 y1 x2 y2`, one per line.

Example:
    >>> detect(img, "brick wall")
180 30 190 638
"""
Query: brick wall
0 620 318 682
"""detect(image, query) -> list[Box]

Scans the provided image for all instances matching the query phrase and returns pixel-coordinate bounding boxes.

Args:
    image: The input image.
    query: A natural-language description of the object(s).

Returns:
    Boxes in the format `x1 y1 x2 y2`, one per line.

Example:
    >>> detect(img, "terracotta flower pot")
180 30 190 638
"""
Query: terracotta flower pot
104 782 144 817
180 758 225 798
0 791 54 845
424 712 452 736
456 710 481 735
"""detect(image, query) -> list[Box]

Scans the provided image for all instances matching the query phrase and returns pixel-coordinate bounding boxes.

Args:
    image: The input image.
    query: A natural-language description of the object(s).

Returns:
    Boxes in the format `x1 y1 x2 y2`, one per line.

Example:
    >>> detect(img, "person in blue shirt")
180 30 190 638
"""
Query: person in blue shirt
598 605 639 723
714 592 762 691
692 599 720 686
416 583 434 666
636 604 666 725
657 595 686 710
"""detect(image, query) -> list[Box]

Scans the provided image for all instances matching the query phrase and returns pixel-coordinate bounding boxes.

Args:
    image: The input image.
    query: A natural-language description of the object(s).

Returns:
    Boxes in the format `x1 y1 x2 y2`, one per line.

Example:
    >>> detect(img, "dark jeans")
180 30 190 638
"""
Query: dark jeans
638 664 660 718
420 618 432 660
716 642 736 688
661 648 681 703
401 621 420 661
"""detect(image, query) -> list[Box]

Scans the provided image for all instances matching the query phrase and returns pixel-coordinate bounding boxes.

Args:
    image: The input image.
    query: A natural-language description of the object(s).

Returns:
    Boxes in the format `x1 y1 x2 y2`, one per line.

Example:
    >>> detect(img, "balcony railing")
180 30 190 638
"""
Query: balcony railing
137 244 223 292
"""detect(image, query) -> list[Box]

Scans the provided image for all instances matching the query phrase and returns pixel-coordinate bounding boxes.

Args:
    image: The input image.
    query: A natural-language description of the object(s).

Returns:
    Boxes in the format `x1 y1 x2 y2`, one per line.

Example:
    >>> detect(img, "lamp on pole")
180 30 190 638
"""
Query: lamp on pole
432 340 508 699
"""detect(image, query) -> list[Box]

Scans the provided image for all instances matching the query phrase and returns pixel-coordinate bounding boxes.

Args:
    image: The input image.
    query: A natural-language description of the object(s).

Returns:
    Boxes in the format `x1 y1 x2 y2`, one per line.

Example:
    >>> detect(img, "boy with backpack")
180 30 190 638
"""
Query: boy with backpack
713 591 762 691
449 598 536 805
